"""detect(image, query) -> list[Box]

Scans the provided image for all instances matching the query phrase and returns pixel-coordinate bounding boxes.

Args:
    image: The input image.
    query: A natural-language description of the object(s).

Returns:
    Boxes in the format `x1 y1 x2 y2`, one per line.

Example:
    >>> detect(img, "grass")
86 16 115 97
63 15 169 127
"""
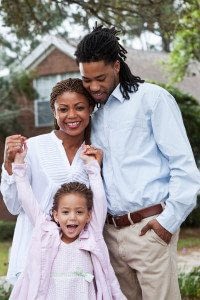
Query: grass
178 228 200 251
0 228 199 276
0 241 11 276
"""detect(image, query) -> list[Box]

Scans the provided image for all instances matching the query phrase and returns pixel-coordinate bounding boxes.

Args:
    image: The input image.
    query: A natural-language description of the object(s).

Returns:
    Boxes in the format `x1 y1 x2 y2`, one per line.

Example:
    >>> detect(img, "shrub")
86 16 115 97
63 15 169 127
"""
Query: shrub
182 196 200 228
0 221 15 241
179 267 200 299
0 280 12 300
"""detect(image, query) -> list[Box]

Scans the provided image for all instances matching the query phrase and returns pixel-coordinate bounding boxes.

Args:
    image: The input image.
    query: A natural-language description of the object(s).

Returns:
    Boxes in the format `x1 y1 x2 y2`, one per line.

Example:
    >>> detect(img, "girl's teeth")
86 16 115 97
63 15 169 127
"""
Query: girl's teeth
68 122 79 126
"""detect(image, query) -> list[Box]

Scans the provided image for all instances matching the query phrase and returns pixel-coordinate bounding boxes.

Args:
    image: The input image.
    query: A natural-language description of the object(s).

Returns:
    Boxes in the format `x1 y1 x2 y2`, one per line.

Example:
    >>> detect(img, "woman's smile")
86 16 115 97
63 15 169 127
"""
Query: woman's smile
53 91 92 138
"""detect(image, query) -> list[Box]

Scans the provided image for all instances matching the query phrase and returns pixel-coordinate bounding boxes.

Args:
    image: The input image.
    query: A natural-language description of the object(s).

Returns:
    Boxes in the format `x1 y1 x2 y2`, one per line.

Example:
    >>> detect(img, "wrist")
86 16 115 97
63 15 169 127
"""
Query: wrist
14 160 25 164
4 160 13 175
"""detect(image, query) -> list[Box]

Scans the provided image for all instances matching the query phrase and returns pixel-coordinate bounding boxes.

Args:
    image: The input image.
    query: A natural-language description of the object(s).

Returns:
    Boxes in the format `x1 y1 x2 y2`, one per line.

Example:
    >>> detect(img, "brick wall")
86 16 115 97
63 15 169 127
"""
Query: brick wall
36 48 79 76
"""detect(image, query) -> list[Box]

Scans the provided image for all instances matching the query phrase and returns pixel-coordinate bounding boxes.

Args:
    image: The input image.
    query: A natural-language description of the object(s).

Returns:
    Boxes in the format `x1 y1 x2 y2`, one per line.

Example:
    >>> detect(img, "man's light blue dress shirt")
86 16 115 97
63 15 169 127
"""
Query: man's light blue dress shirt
91 82 200 233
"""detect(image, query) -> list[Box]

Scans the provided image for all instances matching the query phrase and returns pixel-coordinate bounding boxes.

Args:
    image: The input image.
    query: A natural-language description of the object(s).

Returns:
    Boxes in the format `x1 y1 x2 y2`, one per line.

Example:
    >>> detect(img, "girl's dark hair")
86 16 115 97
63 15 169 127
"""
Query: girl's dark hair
50 182 93 224
75 24 144 100
50 78 95 144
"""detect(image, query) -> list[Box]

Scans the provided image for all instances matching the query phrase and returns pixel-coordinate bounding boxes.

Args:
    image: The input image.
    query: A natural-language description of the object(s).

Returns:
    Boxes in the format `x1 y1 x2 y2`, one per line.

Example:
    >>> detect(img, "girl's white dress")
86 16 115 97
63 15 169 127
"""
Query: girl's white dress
47 239 96 299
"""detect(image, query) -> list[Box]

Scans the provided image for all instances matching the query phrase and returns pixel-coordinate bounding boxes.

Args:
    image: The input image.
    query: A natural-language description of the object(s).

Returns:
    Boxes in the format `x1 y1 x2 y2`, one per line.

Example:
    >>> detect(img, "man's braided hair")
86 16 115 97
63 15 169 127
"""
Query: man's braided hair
75 24 144 100
50 78 95 144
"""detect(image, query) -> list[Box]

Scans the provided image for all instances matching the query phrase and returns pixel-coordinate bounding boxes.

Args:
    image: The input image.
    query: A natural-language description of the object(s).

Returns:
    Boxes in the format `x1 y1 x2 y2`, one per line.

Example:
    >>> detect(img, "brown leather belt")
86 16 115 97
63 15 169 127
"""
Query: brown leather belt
106 204 163 228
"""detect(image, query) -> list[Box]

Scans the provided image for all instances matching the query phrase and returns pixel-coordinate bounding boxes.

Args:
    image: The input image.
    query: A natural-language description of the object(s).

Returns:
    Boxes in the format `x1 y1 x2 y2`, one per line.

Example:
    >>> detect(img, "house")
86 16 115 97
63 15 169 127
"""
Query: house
0 35 79 221
126 49 200 102
0 35 199 221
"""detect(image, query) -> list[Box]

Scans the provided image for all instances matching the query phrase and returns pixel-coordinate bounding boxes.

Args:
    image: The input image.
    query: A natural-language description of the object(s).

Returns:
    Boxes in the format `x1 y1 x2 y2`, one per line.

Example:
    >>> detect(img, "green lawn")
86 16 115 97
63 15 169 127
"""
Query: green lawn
178 228 200 251
0 228 200 276
0 241 11 276
178 236 200 251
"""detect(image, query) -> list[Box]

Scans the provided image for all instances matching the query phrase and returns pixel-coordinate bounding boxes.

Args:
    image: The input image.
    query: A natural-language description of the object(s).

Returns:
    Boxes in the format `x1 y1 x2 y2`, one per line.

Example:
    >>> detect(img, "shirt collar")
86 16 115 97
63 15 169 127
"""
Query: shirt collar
108 84 125 103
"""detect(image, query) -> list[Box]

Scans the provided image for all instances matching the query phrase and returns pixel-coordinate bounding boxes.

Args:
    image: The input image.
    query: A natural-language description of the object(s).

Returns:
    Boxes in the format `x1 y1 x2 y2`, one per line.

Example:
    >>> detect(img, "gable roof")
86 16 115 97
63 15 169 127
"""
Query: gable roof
22 35 76 70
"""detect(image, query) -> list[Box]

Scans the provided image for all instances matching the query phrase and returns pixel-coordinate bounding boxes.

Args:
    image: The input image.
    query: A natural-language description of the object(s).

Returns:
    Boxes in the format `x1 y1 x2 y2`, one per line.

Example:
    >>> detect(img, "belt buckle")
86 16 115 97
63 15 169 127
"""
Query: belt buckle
127 212 134 225
128 212 142 224
112 217 118 228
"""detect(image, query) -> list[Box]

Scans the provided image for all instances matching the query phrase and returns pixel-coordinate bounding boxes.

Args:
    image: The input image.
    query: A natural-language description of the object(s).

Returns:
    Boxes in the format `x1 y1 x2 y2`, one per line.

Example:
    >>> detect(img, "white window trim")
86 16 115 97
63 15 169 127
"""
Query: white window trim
34 99 53 127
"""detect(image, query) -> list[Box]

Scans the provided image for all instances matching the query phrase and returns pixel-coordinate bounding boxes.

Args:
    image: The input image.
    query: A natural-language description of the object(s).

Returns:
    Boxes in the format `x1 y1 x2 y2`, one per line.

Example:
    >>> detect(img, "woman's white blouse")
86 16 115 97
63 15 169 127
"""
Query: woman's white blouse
0 131 89 284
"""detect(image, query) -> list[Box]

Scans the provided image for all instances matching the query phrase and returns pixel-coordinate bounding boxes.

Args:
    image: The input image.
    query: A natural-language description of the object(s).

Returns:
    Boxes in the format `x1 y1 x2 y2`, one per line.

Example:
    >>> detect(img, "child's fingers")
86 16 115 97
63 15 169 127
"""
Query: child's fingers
83 146 103 162
82 144 93 153
84 145 99 153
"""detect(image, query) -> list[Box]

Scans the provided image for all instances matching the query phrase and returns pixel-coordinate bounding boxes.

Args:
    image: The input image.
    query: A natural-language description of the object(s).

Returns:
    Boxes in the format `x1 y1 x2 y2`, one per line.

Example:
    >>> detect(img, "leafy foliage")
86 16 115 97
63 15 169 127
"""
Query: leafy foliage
1 1 63 39
1 1 199 81
0 0 182 51
168 0 200 81
179 267 200 298
182 196 200 228
0 282 12 300
0 221 15 241
0 70 38 138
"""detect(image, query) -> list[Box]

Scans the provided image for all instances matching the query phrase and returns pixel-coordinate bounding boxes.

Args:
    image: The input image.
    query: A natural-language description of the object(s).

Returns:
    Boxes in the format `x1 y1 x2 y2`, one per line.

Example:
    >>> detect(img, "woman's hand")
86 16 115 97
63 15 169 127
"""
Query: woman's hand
81 145 103 166
4 135 27 174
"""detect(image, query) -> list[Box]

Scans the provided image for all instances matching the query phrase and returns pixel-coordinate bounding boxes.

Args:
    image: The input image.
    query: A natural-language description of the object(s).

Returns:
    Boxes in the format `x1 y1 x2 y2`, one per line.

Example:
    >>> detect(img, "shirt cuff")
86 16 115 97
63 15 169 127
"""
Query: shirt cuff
1 164 15 184
156 206 181 233
12 163 27 178
84 160 100 175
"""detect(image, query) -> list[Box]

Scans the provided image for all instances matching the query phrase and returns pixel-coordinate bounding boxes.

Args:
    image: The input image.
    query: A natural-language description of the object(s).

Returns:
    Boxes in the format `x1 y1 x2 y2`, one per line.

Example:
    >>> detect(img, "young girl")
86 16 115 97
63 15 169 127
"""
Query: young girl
9 144 125 299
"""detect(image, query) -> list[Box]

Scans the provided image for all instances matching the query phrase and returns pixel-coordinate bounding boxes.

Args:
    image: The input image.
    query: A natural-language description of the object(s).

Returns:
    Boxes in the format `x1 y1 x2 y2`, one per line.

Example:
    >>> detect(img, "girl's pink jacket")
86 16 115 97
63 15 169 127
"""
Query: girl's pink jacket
10 161 125 300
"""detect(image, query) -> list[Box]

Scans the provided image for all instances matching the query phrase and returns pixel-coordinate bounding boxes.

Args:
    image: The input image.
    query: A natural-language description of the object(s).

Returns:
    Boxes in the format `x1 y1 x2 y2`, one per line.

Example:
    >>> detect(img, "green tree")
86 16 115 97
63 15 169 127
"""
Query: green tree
1 0 199 80
0 70 37 138
0 0 181 52
168 0 200 81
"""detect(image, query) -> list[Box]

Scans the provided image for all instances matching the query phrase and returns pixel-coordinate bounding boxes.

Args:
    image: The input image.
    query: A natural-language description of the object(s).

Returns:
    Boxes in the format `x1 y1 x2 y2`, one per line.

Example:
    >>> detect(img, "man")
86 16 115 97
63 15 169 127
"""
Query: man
75 24 200 300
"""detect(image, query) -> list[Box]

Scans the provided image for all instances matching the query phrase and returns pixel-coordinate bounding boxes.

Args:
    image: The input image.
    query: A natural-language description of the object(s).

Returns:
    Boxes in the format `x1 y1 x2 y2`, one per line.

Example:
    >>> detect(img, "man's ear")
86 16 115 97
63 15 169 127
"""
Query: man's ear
114 60 120 73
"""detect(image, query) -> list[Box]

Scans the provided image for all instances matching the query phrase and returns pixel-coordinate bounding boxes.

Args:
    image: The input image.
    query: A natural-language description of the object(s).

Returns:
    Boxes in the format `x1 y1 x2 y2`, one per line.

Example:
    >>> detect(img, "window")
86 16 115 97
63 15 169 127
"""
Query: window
34 100 53 127
34 72 80 127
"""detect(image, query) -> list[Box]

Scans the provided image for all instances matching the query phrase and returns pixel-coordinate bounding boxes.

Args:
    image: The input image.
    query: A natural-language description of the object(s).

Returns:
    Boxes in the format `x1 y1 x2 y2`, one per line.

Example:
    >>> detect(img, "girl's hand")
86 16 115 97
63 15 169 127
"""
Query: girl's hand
81 145 103 166
4 134 27 174
14 142 28 164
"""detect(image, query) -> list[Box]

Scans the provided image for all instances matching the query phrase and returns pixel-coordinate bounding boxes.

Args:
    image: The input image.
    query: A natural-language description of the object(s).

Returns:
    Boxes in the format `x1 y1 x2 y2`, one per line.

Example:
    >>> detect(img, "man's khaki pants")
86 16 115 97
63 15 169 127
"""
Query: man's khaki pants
104 215 181 300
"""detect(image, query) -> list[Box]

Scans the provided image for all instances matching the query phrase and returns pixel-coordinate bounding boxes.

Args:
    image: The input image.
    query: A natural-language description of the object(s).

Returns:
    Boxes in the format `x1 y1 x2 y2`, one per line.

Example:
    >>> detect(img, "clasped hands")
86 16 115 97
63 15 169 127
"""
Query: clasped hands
81 145 103 166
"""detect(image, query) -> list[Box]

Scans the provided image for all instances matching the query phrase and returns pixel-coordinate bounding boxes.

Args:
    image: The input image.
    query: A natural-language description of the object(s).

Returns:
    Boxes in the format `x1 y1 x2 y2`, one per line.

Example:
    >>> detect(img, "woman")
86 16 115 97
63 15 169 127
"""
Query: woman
1 78 96 284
